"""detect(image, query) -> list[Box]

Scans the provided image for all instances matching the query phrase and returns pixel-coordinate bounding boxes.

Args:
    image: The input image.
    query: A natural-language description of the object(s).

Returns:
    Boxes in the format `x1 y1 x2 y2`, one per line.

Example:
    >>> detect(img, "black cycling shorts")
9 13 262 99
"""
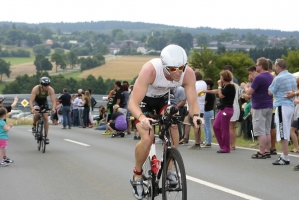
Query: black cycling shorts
138 92 176 119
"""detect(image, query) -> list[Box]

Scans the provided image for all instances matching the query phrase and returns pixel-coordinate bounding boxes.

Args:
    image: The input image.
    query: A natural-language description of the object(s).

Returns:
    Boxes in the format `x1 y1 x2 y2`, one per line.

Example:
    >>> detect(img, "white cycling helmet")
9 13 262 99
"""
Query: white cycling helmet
160 44 187 75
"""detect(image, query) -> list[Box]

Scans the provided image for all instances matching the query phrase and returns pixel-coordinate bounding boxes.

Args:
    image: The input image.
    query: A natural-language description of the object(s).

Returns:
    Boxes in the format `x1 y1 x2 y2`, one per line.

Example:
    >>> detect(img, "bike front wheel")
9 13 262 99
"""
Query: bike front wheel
42 122 46 153
162 148 187 200
37 123 41 151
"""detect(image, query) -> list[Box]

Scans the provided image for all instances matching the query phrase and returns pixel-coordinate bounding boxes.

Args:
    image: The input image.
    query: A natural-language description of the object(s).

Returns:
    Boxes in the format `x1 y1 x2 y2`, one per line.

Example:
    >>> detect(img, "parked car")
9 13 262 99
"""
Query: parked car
11 112 31 119
8 109 23 118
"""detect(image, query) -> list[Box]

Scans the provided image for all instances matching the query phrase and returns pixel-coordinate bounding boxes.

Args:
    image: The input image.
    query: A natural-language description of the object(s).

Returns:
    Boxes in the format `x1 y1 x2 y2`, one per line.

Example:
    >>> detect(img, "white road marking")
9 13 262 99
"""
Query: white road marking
64 139 90 146
187 175 262 200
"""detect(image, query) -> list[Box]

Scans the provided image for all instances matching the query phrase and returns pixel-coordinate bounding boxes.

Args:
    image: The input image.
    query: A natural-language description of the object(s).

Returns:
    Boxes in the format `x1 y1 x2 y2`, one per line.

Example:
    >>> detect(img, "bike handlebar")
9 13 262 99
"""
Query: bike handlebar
148 105 203 127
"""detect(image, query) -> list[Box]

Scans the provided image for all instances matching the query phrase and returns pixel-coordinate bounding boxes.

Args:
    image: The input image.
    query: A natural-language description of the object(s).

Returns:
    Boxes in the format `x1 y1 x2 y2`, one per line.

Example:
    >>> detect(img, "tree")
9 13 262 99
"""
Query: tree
0 59 11 82
7 29 26 45
34 54 53 72
33 44 51 56
51 53 64 72
66 51 78 69
282 49 299 73
216 51 255 83
40 26 53 40
196 34 210 46
111 28 124 39
26 33 42 47
115 32 128 41
34 54 45 71
54 48 65 54
172 32 193 51
189 46 220 85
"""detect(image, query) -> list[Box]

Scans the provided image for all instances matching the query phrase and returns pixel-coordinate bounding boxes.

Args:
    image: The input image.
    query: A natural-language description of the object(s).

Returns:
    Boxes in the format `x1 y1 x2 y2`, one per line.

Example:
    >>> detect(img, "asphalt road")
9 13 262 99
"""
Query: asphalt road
2 125 299 200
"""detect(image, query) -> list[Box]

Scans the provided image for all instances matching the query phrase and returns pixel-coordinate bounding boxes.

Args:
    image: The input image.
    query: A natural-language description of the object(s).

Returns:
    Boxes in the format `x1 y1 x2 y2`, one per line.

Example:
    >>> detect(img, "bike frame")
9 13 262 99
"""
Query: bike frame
148 114 180 196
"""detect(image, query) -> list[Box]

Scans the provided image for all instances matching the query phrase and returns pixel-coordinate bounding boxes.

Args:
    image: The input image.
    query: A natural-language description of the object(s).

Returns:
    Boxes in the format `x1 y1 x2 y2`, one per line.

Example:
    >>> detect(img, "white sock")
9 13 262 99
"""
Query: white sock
282 154 290 161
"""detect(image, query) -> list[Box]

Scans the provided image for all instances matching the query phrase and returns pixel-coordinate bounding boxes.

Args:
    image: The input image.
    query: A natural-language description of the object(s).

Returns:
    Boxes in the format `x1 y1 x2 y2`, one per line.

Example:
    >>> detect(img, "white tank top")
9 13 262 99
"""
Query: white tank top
145 58 186 98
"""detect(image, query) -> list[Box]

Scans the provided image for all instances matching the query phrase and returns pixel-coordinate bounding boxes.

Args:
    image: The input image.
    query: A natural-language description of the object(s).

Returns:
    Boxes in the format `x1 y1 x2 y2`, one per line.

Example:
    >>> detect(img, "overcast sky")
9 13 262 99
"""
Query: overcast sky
1 0 297 32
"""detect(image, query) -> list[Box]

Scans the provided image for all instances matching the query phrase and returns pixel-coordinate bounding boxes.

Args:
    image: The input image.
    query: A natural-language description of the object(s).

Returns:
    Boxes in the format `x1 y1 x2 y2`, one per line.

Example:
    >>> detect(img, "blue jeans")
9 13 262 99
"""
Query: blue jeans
96 124 106 130
204 110 214 144
73 109 79 126
62 106 71 128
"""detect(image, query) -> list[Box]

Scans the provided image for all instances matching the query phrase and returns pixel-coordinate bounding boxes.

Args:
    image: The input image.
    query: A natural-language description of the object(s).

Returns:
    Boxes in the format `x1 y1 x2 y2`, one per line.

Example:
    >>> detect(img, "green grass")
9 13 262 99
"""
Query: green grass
1 57 35 65
60 70 83 80
0 82 8 92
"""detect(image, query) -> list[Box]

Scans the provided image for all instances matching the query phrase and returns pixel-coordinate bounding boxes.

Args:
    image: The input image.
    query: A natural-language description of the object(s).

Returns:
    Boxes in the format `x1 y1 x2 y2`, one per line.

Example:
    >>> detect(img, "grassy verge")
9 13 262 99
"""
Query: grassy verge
1 57 35 65
61 71 83 80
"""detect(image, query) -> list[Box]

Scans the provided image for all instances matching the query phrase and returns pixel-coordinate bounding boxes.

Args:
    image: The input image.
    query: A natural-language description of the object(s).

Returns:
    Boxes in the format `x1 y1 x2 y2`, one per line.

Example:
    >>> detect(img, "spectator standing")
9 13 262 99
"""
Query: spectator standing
230 82 240 150
269 59 296 165
268 59 278 155
82 90 91 128
115 81 127 113
241 57 273 159
107 88 117 122
223 65 239 85
77 94 84 127
121 84 130 134
87 89 97 127
56 100 63 124
202 78 215 148
205 70 235 153
188 71 207 150
0 95 18 164
173 86 186 141
59 88 72 129
0 107 13 167
72 94 79 127
290 78 299 153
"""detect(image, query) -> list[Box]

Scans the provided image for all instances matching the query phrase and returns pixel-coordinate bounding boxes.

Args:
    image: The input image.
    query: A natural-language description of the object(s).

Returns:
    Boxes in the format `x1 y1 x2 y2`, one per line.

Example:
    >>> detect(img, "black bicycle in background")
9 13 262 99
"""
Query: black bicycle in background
141 105 201 200
33 105 51 153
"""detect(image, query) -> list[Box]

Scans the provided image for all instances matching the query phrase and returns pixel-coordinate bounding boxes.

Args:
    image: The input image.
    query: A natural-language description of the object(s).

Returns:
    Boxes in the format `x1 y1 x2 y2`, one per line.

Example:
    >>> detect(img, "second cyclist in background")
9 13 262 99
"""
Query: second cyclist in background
29 77 56 144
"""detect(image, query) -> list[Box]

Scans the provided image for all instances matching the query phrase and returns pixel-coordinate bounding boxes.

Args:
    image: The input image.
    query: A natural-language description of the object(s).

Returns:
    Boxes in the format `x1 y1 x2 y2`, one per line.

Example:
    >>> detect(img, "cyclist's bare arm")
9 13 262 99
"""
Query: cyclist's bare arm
29 85 38 113
182 67 204 127
128 61 156 130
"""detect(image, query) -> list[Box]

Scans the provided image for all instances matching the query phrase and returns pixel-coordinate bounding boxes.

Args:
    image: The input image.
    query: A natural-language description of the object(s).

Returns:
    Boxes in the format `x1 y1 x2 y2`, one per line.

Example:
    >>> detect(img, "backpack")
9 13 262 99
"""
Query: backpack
115 114 127 131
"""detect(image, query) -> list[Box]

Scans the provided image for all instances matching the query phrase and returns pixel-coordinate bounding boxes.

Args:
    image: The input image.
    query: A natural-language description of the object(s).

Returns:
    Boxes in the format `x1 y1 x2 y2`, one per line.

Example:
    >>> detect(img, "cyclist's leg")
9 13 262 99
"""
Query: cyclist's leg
134 123 154 179
33 113 39 126
43 113 49 137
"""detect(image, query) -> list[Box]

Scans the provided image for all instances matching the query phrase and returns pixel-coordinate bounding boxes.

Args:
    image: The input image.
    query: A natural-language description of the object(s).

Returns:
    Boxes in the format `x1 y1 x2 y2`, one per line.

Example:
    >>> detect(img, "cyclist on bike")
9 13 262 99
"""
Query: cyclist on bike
128 44 204 199
29 77 56 144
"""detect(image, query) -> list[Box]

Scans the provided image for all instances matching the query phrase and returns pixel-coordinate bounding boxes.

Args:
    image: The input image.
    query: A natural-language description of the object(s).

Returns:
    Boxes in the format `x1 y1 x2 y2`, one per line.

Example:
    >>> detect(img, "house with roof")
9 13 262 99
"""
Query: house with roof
45 39 53 46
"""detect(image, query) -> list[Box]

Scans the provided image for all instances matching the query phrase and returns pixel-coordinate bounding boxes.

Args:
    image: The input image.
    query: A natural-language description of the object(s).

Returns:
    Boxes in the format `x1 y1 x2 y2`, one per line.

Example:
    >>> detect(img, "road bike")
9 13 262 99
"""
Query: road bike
141 105 201 200
33 105 51 153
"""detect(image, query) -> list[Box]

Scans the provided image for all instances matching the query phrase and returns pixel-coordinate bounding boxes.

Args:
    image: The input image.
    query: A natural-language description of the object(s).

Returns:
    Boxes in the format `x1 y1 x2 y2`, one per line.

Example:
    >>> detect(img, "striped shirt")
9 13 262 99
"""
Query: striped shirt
269 70 297 108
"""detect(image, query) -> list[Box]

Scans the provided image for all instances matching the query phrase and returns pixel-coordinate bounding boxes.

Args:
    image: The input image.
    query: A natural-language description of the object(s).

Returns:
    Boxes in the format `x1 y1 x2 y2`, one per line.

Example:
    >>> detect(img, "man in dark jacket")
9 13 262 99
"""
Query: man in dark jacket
59 88 71 129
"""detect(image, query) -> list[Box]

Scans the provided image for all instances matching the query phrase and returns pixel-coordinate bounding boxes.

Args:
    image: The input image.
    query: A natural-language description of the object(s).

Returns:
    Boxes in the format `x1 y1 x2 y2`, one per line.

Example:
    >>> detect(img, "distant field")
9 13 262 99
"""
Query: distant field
79 55 156 81
0 55 158 93
1 57 35 65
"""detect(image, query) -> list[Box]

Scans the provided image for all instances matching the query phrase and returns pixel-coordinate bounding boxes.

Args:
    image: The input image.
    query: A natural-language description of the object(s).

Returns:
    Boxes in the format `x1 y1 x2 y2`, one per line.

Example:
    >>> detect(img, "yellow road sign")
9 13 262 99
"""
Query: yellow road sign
21 99 29 107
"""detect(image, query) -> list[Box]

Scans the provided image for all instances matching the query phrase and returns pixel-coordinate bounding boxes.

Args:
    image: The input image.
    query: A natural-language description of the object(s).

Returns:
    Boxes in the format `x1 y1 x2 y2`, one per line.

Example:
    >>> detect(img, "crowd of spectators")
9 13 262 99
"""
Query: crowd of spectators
95 58 299 170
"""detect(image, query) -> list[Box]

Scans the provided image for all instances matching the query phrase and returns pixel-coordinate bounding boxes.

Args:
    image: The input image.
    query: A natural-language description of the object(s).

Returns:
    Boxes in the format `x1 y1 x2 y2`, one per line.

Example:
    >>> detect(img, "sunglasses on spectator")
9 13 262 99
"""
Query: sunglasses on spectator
166 64 186 72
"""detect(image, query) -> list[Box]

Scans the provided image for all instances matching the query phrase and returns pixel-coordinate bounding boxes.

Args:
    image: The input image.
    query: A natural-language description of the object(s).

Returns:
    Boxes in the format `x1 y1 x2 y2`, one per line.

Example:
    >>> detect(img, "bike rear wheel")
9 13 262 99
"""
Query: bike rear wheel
142 157 154 200
162 148 187 200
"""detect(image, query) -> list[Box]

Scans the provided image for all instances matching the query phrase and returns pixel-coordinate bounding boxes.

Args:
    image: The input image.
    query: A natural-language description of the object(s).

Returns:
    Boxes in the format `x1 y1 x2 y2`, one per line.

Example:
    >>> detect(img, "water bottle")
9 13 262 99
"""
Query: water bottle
151 155 160 174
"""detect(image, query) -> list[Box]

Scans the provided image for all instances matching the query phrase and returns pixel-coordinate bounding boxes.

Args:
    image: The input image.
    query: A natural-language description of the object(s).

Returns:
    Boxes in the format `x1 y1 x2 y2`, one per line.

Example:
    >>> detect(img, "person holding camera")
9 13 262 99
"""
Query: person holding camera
205 70 235 153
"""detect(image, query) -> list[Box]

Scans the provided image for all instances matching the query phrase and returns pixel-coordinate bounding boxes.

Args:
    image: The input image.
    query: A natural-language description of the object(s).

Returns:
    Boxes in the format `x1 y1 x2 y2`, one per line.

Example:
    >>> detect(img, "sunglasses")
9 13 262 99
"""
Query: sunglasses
166 65 186 73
